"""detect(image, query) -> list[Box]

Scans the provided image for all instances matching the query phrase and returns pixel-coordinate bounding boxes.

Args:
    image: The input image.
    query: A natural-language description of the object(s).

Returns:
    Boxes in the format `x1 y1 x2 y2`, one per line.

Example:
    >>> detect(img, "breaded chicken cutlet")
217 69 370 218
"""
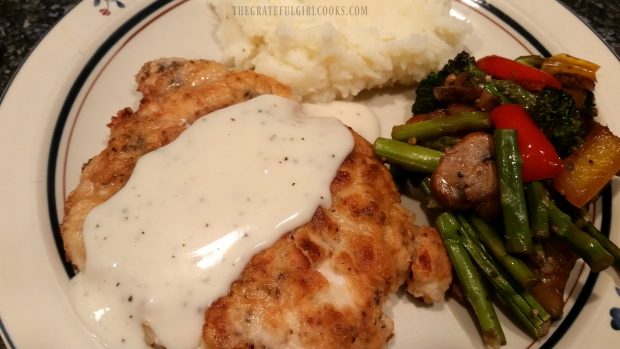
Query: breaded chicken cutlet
60 59 423 348
61 59 294 270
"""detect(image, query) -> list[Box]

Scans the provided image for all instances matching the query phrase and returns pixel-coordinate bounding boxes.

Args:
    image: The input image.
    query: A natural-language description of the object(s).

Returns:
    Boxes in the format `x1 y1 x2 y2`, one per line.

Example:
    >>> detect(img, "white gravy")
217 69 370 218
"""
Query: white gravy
301 101 381 143
70 94 355 349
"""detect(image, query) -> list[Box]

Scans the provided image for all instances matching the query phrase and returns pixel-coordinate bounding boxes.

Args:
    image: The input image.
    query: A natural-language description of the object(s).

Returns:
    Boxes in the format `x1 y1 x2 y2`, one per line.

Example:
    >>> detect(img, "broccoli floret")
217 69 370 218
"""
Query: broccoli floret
530 87 586 157
412 51 476 114
411 71 447 114
494 80 537 109
412 51 519 114
441 51 477 75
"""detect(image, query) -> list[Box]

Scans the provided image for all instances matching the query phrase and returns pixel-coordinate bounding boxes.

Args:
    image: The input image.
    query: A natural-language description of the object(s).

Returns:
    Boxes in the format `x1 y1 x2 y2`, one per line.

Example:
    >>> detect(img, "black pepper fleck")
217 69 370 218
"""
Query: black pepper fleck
128 295 133 302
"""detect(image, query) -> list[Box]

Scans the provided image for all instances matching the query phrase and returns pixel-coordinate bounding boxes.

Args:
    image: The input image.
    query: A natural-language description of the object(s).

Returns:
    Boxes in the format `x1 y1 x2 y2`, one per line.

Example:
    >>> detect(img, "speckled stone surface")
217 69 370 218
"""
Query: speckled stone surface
559 0 620 54
0 0 618 348
0 0 77 94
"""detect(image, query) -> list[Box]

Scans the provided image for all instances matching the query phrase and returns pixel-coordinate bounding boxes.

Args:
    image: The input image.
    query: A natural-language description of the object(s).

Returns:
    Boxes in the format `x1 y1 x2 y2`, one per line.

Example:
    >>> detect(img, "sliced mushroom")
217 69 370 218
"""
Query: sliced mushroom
430 132 499 220
433 86 483 104
474 90 501 112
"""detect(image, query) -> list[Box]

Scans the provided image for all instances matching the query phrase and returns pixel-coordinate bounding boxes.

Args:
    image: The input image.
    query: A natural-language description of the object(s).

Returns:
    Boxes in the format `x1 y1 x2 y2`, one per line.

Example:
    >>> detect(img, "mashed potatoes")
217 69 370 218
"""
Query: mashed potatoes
210 0 471 102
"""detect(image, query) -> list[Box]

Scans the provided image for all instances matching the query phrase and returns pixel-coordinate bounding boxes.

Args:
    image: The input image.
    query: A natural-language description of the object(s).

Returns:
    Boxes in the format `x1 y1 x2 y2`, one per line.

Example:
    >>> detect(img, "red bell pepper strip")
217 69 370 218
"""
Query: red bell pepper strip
477 55 562 91
491 104 562 182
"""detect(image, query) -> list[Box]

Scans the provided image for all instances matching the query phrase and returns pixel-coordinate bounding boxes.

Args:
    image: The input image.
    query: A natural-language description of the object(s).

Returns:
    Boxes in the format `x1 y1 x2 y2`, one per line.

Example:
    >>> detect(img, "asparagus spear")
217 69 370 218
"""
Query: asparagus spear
547 201 613 272
531 241 547 265
494 80 537 109
468 215 538 288
391 111 491 142
373 138 442 173
435 213 506 347
494 129 533 254
421 135 460 152
495 292 550 339
527 184 548 263
464 64 512 104
457 216 549 331
526 182 550 239
574 211 620 271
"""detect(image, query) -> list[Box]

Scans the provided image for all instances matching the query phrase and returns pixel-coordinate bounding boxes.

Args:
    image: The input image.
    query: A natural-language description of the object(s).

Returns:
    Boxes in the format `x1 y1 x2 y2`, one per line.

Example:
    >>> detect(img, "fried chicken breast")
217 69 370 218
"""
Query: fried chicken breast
61 58 417 348
61 59 293 270
202 131 415 349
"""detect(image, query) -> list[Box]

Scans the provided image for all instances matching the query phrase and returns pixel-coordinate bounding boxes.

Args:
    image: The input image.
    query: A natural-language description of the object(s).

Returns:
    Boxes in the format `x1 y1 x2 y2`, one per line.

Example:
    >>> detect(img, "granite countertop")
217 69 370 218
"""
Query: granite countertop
0 0 618 348
0 0 619 94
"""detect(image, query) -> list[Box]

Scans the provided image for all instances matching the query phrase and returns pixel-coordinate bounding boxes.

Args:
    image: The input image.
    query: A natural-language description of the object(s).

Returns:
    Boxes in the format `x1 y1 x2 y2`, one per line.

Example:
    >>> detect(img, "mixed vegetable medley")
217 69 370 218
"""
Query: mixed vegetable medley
373 51 620 347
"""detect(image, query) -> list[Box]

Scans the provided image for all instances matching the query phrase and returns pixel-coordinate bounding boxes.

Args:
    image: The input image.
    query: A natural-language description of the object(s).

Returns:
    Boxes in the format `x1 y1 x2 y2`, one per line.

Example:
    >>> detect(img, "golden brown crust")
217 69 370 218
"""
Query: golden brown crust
62 59 416 348
202 132 415 349
61 59 294 270
407 226 452 304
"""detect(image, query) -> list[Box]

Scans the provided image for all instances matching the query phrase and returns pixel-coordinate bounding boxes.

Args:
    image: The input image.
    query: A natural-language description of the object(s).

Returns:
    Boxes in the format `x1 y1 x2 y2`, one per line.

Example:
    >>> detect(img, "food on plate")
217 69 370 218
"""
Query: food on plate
429 132 499 220
209 0 470 101
202 129 414 348
61 58 435 349
406 225 452 303
61 59 294 271
553 122 620 207
374 51 620 347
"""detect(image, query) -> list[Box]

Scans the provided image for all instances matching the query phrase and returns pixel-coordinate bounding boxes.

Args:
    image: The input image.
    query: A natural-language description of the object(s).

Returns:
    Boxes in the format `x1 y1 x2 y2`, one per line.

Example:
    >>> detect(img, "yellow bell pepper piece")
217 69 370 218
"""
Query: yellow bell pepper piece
553 122 620 207
541 54 600 82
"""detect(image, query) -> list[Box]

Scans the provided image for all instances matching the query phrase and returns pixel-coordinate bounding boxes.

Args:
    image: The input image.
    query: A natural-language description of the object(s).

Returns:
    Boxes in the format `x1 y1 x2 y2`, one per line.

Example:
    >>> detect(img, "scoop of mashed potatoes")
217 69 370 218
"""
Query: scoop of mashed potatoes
210 0 471 102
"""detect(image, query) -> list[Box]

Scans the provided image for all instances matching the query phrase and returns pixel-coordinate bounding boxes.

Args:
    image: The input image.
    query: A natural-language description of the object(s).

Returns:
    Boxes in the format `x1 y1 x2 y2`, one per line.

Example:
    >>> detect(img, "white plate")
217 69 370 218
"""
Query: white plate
1 0 619 348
